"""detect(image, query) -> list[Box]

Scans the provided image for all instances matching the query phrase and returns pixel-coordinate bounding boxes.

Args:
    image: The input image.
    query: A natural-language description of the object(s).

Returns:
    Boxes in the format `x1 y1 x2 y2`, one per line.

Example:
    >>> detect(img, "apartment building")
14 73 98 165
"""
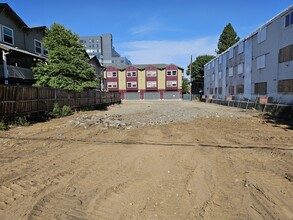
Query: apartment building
0 3 47 85
80 34 131 67
204 5 293 104
104 64 183 100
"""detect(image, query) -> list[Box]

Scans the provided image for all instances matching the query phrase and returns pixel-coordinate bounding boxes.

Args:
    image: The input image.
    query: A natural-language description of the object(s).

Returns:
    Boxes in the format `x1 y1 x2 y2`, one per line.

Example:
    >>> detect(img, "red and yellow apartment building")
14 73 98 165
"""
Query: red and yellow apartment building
104 64 183 100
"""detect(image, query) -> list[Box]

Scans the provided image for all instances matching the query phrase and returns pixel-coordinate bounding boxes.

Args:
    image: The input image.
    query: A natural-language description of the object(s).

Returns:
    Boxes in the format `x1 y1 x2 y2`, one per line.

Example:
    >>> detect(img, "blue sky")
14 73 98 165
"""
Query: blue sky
4 0 293 72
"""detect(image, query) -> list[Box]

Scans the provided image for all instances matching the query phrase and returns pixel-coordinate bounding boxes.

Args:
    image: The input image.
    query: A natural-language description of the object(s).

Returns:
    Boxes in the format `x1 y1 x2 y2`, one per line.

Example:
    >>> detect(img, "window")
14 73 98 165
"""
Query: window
257 27 267 43
218 71 222 79
127 71 137 77
2 26 14 45
211 61 214 68
34 40 42 54
218 57 222 64
127 82 137 88
108 82 117 88
229 67 233 76
167 81 177 87
211 73 215 81
256 55 266 69
285 11 293 27
229 48 234 59
107 71 117 77
278 79 293 93
237 63 244 74
279 44 293 63
228 86 234 95
167 70 177 76
146 70 157 77
238 42 244 54
255 82 267 94
147 81 157 88
208 63 211 69
218 87 222 94
236 84 244 94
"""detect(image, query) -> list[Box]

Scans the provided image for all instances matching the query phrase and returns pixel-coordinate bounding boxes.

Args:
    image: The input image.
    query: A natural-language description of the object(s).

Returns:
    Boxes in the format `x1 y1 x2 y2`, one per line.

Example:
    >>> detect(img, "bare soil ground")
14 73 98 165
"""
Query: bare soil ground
0 101 292 220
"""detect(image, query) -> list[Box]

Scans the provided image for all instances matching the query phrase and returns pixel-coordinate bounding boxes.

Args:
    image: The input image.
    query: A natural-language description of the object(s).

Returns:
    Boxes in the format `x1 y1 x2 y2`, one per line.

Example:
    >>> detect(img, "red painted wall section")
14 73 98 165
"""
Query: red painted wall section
106 66 119 91
126 66 138 91
120 90 125 99
165 64 179 91
145 65 158 91
159 90 164 99
140 90 145 99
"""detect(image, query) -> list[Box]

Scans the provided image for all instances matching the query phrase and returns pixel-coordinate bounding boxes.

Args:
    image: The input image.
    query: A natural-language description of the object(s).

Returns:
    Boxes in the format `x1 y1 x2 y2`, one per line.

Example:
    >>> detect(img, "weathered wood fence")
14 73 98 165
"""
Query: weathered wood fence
0 85 121 118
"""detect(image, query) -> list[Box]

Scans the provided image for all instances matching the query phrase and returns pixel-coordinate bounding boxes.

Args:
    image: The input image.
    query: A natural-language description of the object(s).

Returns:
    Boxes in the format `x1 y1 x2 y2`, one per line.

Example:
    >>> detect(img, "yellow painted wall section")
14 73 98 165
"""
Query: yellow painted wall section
158 69 166 89
178 69 183 89
119 70 126 90
138 70 146 90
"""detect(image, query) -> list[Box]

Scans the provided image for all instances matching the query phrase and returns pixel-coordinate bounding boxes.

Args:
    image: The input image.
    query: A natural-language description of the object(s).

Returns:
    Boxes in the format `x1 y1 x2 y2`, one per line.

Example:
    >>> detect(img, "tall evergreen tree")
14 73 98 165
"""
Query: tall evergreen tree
216 23 240 54
33 23 97 91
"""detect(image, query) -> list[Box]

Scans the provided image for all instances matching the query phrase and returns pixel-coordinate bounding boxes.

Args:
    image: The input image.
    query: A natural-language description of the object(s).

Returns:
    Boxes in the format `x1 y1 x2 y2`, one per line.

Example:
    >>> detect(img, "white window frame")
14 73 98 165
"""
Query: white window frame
127 71 137 77
218 71 222 79
229 67 233 77
256 55 266 69
147 81 157 88
167 70 177 76
166 80 177 87
108 82 117 88
127 81 137 88
107 71 117 77
146 70 157 77
2 25 14 45
34 39 43 54
237 63 244 74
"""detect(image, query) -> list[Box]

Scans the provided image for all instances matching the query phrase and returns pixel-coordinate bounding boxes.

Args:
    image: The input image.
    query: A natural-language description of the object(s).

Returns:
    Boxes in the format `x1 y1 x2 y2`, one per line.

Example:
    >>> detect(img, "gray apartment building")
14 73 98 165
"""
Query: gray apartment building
204 5 293 104
80 34 131 67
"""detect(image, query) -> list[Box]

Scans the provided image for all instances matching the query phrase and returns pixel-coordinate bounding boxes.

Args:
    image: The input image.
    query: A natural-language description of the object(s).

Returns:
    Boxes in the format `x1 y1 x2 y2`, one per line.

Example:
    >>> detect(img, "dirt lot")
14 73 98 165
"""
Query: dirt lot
0 101 292 220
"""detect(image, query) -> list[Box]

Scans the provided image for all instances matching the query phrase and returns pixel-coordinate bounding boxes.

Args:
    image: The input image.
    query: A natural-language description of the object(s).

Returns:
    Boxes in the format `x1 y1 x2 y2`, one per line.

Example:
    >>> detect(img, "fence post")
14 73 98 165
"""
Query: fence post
13 86 18 115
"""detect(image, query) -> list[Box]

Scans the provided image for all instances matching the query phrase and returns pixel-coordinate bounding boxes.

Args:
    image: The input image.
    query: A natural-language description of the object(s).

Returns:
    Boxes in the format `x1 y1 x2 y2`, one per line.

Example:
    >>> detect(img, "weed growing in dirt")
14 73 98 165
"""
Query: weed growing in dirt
0 121 7 130
15 116 29 126
50 103 72 118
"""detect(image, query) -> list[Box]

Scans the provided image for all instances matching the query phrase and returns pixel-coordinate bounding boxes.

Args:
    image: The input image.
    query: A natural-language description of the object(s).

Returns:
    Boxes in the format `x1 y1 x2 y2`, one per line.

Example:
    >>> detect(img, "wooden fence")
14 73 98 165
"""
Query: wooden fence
0 85 121 118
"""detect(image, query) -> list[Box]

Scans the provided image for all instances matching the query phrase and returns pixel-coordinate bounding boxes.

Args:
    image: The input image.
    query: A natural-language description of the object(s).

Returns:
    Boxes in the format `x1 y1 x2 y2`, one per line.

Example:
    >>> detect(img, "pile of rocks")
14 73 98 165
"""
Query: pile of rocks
69 114 132 129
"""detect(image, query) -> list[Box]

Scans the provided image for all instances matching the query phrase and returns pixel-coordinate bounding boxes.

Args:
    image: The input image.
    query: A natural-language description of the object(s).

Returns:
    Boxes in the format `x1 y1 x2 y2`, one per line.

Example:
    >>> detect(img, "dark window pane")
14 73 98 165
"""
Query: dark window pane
291 12 293 25
285 14 290 27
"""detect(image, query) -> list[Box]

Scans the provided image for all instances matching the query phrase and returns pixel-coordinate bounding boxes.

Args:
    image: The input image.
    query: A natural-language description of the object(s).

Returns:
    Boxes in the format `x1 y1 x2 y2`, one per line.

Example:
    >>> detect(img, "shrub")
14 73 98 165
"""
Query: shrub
0 121 7 130
50 103 72 118
15 116 29 126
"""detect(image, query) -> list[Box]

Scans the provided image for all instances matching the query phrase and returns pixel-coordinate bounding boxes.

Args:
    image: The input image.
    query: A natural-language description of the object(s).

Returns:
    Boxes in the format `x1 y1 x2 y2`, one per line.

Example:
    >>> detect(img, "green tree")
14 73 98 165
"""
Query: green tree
187 55 215 79
33 23 97 91
216 23 240 54
182 78 190 94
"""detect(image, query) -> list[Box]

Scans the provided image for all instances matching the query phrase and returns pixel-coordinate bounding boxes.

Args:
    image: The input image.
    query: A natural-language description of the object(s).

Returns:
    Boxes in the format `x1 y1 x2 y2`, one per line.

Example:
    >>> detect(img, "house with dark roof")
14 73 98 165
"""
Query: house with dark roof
0 3 47 85
104 64 184 100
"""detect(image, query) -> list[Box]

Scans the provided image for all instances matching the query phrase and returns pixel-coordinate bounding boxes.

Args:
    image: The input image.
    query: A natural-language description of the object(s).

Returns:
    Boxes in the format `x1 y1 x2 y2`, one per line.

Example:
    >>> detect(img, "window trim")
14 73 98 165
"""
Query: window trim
2 25 14 45
146 70 157 77
127 71 137 77
167 70 177 76
146 81 157 88
127 81 137 88
256 55 266 70
166 80 177 87
108 82 117 88
107 71 117 77
34 39 43 54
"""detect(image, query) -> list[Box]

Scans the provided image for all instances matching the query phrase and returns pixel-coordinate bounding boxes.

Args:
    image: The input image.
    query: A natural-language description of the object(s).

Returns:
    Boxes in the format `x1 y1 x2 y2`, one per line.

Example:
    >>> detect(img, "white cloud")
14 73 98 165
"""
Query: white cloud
119 37 218 74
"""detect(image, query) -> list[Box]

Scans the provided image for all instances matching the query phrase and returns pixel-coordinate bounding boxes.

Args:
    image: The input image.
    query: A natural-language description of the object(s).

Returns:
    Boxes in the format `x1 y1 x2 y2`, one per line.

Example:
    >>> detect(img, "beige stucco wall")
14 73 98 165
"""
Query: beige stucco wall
138 70 145 90
118 70 126 90
178 69 183 89
158 69 166 89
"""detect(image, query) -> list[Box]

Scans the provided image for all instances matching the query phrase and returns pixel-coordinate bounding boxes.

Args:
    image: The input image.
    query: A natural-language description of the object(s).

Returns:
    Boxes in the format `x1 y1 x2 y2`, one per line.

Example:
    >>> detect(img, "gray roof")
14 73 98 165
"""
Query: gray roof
108 64 184 70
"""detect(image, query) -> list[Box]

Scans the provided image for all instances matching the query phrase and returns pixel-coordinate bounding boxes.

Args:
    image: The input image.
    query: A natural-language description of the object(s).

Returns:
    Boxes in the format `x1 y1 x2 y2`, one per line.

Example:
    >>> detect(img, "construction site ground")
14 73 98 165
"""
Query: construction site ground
0 101 292 220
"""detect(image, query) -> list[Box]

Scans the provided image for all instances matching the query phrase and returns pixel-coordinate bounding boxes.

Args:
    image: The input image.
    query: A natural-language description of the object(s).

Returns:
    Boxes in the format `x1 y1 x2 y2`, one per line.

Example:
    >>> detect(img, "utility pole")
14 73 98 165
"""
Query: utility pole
190 55 192 101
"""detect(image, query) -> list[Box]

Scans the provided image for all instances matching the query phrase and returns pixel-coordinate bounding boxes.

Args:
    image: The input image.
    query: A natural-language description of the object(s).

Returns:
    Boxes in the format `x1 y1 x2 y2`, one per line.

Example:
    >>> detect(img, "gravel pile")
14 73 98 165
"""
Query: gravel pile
69 101 252 129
